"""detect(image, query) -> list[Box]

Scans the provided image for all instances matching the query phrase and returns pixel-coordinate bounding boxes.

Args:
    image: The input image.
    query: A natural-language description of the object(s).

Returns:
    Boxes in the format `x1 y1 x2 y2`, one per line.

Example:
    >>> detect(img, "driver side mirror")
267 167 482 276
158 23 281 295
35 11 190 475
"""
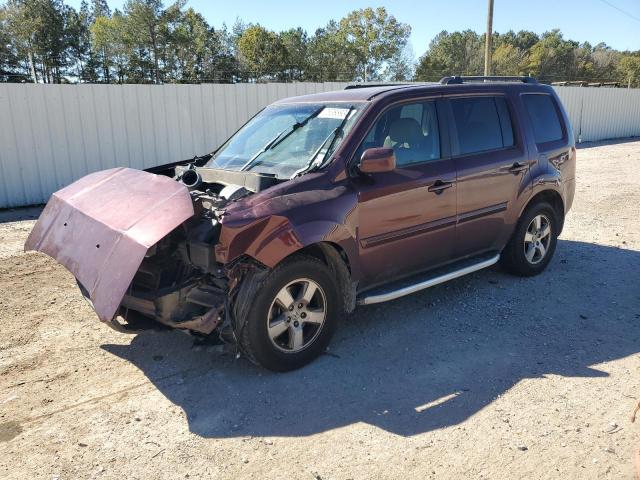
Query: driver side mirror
359 147 396 174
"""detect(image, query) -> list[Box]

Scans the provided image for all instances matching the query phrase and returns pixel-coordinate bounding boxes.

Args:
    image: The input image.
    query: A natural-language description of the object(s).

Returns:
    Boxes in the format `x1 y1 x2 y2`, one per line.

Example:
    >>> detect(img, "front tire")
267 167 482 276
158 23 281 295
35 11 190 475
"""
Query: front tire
234 255 341 372
501 201 559 277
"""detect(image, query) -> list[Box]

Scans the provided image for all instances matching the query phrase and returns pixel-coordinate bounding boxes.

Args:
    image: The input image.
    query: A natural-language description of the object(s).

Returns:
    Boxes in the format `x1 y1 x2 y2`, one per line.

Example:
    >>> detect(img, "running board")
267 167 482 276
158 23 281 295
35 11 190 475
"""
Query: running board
357 253 500 305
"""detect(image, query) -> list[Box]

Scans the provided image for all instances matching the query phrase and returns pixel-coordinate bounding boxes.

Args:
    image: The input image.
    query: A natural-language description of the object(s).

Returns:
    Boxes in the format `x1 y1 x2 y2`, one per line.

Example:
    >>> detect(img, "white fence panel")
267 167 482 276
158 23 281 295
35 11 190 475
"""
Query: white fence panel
0 82 346 208
0 82 639 208
553 86 640 142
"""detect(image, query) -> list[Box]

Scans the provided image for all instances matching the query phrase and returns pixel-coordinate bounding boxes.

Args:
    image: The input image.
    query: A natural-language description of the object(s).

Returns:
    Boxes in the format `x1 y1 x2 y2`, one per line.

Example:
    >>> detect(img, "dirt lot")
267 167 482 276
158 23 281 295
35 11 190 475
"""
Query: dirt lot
1 139 639 480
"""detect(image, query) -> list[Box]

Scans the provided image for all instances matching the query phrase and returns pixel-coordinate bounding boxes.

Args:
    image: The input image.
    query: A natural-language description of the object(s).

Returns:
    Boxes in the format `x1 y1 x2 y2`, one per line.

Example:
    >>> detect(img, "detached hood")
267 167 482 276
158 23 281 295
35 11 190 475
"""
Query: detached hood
25 168 194 323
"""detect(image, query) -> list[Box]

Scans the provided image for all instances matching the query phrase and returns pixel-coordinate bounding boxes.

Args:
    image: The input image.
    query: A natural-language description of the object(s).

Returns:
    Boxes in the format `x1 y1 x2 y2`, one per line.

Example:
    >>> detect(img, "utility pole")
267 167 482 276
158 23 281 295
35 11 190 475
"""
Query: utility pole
484 0 494 76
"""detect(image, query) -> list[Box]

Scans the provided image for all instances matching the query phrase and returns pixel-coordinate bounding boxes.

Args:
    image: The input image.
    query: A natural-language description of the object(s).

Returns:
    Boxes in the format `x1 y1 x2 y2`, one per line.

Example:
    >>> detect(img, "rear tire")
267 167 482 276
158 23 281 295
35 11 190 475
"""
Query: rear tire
501 201 559 277
234 255 341 372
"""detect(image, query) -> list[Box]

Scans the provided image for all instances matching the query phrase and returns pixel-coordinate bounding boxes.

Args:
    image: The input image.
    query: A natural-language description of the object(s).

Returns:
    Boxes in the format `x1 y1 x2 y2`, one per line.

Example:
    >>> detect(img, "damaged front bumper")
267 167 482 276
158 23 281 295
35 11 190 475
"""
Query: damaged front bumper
24 167 222 332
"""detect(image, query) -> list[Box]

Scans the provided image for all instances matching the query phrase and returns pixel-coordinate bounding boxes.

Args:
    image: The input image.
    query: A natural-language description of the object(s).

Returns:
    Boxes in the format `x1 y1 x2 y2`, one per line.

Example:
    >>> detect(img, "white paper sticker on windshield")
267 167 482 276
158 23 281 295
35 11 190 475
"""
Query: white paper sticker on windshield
318 107 350 120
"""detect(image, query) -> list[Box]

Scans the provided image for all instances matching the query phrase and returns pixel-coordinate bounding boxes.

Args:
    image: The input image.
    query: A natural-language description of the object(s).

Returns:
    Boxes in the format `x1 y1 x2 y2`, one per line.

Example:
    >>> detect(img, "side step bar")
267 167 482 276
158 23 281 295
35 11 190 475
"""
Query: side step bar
357 254 500 306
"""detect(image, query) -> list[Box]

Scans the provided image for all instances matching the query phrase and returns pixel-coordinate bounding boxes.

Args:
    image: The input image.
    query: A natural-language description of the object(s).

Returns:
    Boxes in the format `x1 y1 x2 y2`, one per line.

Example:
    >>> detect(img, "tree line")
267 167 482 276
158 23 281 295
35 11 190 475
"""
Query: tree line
1 0 639 87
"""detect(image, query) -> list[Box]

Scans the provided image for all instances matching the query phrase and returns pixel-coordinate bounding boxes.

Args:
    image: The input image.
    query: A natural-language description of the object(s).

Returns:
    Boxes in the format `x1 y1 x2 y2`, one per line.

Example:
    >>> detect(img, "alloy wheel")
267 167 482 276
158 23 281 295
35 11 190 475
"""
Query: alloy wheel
523 214 552 265
267 278 327 353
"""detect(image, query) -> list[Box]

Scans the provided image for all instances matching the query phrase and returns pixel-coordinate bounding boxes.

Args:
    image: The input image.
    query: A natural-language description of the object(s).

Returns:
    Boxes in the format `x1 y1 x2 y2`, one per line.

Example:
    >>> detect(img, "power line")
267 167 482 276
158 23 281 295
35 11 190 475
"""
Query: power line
597 0 640 23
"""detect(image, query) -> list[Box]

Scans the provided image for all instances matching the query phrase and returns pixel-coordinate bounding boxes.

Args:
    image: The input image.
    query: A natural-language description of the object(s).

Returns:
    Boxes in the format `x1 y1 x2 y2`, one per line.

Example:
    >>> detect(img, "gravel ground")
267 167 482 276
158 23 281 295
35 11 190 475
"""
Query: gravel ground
0 139 639 480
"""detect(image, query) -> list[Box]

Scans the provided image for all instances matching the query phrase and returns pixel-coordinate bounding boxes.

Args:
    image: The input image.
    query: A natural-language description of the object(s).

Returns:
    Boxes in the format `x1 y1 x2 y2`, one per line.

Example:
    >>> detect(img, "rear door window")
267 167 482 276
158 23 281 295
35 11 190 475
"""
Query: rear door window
450 97 514 155
522 94 564 144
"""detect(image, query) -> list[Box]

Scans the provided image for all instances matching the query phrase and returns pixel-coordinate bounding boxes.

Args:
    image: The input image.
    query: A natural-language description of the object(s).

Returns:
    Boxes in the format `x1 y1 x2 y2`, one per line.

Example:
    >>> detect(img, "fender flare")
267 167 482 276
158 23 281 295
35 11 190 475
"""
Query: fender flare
219 217 361 279
519 173 564 217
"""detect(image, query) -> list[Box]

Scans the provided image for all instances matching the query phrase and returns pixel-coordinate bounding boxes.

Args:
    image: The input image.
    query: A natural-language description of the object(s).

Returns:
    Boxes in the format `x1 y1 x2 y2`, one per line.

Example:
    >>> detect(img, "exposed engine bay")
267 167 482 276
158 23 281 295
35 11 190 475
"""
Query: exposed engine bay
118 164 278 337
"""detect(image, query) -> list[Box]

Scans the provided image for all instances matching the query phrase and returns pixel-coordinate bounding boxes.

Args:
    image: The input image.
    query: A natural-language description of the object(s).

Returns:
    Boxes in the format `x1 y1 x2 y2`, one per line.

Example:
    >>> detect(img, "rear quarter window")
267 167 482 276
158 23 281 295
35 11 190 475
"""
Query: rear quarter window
522 94 564 144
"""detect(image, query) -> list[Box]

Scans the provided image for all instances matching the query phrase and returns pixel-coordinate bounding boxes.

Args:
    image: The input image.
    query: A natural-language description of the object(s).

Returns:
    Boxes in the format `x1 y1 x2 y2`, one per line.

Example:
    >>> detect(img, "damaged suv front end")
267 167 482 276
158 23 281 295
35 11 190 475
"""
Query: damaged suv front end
26 100 364 346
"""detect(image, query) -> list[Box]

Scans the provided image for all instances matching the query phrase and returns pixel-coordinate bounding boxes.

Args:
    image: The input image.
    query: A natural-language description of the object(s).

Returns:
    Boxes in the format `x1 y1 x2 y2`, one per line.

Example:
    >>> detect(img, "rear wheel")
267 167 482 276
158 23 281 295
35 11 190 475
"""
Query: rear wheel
501 201 559 276
235 255 340 371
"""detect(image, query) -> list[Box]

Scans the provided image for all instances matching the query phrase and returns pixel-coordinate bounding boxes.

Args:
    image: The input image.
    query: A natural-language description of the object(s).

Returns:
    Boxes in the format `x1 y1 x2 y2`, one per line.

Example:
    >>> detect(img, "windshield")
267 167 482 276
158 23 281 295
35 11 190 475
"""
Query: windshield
208 102 365 178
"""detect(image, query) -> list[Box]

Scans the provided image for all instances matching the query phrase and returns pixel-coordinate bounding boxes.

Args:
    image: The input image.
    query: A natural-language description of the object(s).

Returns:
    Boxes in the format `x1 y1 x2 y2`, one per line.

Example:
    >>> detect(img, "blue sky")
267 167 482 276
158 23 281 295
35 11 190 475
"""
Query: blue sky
68 0 640 56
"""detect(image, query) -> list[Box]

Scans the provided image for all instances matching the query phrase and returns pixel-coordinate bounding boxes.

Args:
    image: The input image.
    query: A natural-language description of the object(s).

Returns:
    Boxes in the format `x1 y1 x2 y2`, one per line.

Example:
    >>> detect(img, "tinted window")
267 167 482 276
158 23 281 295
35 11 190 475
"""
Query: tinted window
451 97 514 155
399 103 423 123
357 101 441 166
522 94 563 144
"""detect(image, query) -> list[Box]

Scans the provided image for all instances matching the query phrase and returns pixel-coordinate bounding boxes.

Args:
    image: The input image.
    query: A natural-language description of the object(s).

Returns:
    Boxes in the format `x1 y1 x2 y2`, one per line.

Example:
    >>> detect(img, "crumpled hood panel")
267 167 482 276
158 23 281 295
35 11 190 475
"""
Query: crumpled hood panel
25 168 194 323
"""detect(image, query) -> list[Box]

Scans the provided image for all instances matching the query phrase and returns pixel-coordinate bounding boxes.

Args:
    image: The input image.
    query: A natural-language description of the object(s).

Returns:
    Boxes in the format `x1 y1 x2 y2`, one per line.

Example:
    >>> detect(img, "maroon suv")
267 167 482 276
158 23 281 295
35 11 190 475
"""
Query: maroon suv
26 76 576 371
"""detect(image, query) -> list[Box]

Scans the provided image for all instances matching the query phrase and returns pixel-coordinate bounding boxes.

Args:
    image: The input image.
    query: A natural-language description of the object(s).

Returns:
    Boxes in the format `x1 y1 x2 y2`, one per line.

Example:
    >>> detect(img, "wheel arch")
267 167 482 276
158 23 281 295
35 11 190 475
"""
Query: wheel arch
519 188 566 234
223 216 359 313
281 241 357 314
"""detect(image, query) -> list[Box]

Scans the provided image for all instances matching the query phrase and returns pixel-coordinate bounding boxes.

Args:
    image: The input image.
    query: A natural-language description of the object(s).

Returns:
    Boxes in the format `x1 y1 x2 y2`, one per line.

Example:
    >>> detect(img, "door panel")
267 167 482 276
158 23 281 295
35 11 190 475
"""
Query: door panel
357 159 457 286
454 148 531 257
353 99 457 287
445 95 531 258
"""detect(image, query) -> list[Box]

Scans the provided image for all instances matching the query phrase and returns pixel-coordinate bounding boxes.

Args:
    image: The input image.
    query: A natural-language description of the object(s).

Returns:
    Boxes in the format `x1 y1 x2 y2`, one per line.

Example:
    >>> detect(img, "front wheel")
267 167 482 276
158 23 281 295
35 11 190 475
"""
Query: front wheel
234 255 341 371
501 201 559 276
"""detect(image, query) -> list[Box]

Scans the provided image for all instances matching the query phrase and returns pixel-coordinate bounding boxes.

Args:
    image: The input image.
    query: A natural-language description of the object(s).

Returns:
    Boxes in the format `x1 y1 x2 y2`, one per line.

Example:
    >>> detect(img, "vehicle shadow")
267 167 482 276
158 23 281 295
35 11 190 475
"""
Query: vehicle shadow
0 206 43 224
576 136 639 149
102 239 640 438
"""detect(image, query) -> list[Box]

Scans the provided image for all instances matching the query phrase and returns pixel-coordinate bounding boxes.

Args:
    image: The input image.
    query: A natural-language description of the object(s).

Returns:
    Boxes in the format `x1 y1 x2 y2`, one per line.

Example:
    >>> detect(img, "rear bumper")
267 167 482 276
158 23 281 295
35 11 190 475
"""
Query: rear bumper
25 168 195 324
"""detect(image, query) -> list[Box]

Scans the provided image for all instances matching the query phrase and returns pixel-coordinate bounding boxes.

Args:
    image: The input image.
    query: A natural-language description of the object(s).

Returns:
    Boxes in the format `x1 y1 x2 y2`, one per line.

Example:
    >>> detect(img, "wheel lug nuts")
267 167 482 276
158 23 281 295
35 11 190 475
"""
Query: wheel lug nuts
294 321 299 327
288 305 294 311
298 303 303 309
300 312 306 319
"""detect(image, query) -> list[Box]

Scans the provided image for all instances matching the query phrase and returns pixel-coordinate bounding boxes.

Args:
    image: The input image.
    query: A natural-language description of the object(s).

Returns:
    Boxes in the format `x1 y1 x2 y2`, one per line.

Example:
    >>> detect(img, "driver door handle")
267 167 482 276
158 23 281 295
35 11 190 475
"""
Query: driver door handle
427 180 453 194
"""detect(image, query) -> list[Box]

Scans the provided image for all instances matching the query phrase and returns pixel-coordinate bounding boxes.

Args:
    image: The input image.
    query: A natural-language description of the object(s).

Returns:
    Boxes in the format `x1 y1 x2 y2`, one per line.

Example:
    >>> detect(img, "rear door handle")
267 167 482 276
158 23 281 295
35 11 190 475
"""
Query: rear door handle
507 162 529 174
427 180 453 194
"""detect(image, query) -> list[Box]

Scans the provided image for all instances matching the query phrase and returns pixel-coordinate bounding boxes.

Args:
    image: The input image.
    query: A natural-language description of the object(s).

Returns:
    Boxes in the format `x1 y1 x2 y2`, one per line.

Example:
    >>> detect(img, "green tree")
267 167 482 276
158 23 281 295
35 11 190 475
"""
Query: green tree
591 43 620 81
3 0 67 82
504 30 540 52
161 6 215 82
90 0 109 18
237 24 285 81
490 30 538 75
0 5 25 81
492 43 523 75
91 10 128 82
2 3 639 86
525 30 579 81
619 54 640 87
338 7 410 81
307 20 356 81
415 30 484 80
279 27 308 81
383 44 415 81
204 24 239 83
122 0 163 83
89 0 111 81
121 0 185 83
65 0 99 81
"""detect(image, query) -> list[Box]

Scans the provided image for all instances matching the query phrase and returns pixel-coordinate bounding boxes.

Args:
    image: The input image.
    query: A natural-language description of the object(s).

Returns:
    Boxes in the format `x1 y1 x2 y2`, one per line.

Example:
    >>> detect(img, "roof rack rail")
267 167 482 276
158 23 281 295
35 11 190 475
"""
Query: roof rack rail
439 76 538 85
344 82 416 90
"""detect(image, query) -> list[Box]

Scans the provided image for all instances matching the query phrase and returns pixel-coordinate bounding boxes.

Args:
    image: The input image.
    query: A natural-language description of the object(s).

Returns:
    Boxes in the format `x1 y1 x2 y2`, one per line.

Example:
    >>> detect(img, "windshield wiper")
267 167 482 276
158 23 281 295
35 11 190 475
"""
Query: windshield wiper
240 106 325 172
270 106 325 151
290 105 355 179
239 131 285 171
